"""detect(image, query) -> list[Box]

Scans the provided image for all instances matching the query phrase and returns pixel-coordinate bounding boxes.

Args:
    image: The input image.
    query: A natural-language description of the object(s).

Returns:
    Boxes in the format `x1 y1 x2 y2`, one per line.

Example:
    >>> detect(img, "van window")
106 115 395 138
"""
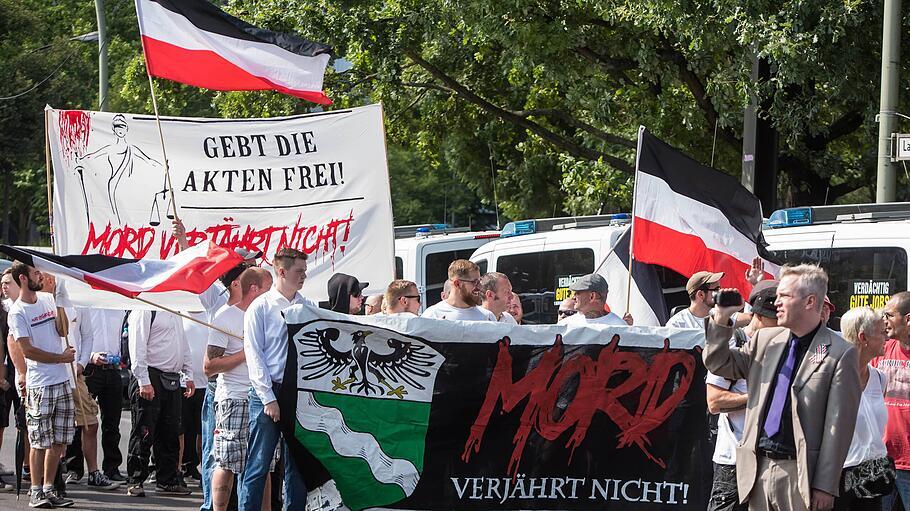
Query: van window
772 246 908 320
477 260 488 275
498 248 595 325
395 257 403 280
424 249 480 308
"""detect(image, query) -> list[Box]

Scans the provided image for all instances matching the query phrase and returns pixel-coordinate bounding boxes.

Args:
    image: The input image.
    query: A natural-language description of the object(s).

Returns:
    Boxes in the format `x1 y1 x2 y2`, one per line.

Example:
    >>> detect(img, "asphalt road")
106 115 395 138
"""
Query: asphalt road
0 410 202 510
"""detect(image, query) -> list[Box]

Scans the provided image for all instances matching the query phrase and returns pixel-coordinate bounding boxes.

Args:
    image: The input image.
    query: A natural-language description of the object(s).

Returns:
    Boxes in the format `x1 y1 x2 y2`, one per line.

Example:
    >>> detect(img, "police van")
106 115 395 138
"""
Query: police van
468 214 690 324
763 202 910 322
394 224 500 310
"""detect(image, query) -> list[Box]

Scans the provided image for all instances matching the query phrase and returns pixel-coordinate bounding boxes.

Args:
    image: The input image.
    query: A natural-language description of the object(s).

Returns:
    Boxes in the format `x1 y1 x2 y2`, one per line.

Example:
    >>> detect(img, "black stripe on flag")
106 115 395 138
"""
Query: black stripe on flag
147 0 332 57
637 128 764 244
0 245 138 273
613 228 669 324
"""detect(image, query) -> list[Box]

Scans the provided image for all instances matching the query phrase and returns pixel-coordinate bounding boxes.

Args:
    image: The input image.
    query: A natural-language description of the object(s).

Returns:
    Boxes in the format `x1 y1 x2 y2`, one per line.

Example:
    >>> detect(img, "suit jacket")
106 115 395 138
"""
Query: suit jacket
703 319 861 507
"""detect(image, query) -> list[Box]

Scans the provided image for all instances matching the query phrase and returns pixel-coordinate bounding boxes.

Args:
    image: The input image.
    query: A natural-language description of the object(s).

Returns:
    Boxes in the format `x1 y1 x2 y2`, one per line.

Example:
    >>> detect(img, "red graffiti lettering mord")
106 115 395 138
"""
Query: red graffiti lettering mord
82 212 355 268
462 335 695 476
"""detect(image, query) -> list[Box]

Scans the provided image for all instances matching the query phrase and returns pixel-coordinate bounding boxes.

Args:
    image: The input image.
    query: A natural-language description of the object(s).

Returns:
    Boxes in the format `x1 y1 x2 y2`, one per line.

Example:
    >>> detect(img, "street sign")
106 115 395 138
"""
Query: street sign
891 133 910 161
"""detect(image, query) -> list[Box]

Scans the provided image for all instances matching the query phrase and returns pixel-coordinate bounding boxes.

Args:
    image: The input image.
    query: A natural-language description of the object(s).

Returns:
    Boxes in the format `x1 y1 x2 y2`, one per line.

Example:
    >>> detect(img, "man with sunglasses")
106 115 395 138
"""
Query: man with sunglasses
873 291 910 510
668 271 725 328
384 280 421 315
422 260 496 322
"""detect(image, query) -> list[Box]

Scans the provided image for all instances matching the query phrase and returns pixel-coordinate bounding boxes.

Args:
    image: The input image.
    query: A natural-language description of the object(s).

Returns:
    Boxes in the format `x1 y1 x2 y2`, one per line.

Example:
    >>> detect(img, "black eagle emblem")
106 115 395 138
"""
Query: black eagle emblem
297 328 436 398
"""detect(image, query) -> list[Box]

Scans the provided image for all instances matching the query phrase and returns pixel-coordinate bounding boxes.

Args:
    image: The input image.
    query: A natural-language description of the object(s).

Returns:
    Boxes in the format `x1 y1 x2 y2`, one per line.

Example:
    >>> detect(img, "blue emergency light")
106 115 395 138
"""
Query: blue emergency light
500 220 537 238
767 207 813 228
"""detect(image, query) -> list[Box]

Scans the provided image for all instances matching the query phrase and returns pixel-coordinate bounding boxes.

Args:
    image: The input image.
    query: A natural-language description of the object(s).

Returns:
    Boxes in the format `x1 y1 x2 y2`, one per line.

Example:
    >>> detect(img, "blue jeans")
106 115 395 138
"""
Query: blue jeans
199 381 216 511
884 468 910 511
239 387 307 511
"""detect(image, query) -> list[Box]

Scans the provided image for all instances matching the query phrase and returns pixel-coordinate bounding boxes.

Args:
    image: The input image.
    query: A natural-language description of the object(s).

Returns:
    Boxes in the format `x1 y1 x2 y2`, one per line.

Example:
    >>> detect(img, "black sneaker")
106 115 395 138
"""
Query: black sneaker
45 489 74 508
87 470 121 491
155 482 192 495
186 467 202 481
104 470 127 482
28 489 51 508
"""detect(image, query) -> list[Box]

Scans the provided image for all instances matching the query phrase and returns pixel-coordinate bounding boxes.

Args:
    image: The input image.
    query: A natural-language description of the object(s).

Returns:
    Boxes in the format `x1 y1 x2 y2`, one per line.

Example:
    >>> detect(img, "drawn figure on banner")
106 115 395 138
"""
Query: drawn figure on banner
74 114 168 225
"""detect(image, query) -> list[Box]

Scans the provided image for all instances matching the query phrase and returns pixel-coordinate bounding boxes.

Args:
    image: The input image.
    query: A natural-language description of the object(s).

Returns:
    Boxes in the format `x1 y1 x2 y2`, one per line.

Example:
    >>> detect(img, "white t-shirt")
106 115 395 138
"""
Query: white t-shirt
497 311 518 324
422 302 496 322
8 293 70 388
183 314 211 388
666 308 708 329
844 366 888 468
706 369 747 465
559 311 626 326
209 305 248 402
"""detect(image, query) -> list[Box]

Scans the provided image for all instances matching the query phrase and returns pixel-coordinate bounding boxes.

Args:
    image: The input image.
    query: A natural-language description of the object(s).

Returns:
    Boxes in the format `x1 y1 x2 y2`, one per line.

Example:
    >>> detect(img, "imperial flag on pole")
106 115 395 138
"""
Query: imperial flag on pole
631 127 775 293
135 0 332 104
0 242 241 298
279 305 713 510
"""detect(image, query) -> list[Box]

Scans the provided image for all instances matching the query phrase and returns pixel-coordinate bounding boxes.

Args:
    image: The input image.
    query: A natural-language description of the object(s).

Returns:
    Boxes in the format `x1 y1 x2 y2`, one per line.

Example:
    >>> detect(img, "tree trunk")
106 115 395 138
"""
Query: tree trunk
1 171 9 243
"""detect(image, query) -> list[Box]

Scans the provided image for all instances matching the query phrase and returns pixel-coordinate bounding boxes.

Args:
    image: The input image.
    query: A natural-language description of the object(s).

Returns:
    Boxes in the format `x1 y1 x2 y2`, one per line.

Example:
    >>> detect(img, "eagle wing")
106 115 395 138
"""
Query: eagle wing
370 338 436 390
297 328 352 380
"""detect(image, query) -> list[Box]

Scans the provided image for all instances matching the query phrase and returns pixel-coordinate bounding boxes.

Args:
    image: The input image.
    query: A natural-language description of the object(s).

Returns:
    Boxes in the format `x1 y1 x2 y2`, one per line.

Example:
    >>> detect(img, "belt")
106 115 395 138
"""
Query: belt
98 364 119 370
757 449 796 461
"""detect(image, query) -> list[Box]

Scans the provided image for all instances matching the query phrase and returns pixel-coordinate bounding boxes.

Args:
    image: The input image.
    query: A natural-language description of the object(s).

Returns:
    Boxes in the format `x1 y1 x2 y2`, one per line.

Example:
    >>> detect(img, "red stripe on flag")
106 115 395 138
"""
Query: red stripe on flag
633 217 772 293
146 243 242 295
142 36 331 105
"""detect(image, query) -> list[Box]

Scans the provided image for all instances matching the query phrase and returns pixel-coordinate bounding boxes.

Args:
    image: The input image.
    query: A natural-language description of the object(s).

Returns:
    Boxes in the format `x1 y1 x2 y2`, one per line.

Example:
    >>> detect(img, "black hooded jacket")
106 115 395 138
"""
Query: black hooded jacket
320 273 365 313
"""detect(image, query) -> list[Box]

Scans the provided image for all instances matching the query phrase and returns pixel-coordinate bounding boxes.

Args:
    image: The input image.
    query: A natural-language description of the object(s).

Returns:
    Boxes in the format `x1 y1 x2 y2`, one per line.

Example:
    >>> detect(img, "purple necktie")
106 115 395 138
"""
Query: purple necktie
763 336 799 438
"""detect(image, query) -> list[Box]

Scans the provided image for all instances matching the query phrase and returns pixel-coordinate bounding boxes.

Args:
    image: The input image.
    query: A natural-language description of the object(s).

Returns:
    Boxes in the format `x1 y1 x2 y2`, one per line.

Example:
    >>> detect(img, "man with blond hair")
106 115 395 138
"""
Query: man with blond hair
240 248 317 510
422 260 495 321
704 264 860 511
384 280 421 315
479 272 517 324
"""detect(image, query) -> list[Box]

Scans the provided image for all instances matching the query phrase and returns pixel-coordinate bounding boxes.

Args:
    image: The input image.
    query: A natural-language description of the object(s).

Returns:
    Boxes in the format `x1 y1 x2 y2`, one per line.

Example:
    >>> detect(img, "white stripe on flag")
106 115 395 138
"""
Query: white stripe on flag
136 0 329 92
297 391 420 495
78 242 213 293
634 171 762 267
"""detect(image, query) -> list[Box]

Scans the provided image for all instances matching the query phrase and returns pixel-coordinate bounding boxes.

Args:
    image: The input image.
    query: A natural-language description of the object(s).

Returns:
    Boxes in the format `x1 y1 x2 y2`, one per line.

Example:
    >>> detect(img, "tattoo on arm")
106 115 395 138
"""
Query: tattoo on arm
206 346 226 360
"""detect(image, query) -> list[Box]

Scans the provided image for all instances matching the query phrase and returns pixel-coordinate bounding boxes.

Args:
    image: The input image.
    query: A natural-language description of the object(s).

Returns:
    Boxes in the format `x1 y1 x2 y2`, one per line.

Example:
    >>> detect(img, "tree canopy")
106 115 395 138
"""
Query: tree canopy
0 0 907 243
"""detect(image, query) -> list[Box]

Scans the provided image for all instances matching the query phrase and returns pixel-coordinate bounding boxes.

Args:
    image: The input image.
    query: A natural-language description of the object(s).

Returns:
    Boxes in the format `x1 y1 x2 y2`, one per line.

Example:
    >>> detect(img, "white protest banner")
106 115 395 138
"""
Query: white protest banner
48 104 394 309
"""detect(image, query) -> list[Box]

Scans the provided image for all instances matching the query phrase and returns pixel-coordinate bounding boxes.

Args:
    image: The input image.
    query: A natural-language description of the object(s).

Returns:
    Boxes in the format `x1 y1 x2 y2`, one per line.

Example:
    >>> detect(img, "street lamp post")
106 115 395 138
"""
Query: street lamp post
94 0 108 111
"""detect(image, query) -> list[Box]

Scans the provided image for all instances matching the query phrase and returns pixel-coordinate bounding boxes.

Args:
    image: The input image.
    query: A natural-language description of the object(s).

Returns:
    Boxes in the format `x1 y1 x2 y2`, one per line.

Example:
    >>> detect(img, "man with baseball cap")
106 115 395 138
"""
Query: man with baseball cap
668 271 724 328
706 280 779 511
558 273 632 326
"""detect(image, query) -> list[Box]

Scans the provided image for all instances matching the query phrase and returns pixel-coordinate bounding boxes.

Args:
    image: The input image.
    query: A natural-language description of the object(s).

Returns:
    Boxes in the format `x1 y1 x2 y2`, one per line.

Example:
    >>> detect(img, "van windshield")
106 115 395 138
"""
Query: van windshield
770 247 908 321
498 248 595 324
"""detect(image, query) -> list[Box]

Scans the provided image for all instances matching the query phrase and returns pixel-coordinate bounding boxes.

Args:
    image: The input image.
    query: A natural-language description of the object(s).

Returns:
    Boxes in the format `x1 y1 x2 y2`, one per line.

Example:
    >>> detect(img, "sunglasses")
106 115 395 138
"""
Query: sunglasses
403 294 421 303
558 310 577 318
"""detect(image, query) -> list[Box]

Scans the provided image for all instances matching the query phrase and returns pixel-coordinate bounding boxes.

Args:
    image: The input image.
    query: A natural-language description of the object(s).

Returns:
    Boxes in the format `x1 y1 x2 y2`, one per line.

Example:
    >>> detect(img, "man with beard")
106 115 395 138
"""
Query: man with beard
422 260 496 321
558 273 632 326
8 262 75 508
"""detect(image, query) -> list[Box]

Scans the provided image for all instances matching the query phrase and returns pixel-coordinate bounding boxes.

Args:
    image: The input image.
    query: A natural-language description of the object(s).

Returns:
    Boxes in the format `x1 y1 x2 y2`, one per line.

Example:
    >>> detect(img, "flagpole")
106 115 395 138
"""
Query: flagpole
44 108 54 245
133 295 243 341
145 74 181 223
43 116 91 432
625 126 646 315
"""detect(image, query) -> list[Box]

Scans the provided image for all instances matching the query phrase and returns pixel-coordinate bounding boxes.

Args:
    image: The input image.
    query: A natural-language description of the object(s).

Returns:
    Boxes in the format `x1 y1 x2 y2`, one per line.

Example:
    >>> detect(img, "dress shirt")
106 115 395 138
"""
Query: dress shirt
64 307 89 368
244 288 317 404
757 322 821 455
79 308 126 359
128 310 193 386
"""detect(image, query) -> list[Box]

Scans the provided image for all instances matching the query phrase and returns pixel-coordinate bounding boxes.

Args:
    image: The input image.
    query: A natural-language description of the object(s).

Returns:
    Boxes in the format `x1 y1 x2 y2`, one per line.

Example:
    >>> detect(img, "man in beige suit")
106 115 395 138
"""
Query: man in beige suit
704 264 861 511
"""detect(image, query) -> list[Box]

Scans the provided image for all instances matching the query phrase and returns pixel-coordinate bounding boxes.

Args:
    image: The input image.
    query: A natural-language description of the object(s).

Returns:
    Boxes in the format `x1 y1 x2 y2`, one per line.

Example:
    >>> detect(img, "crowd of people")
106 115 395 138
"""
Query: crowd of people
1 221 908 511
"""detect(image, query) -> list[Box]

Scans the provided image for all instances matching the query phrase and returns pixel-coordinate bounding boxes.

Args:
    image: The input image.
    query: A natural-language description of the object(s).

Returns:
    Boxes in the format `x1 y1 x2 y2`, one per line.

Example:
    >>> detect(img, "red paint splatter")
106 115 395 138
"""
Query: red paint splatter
462 334 695 475
81 213 356 270
58 110 91 164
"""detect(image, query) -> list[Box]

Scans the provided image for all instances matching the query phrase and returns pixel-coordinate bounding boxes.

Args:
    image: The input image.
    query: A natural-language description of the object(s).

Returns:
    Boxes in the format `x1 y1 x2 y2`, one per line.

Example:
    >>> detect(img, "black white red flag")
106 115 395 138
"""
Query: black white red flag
600 227 669 326
0 242 241 298
135 0 332 104
631 127 775 293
